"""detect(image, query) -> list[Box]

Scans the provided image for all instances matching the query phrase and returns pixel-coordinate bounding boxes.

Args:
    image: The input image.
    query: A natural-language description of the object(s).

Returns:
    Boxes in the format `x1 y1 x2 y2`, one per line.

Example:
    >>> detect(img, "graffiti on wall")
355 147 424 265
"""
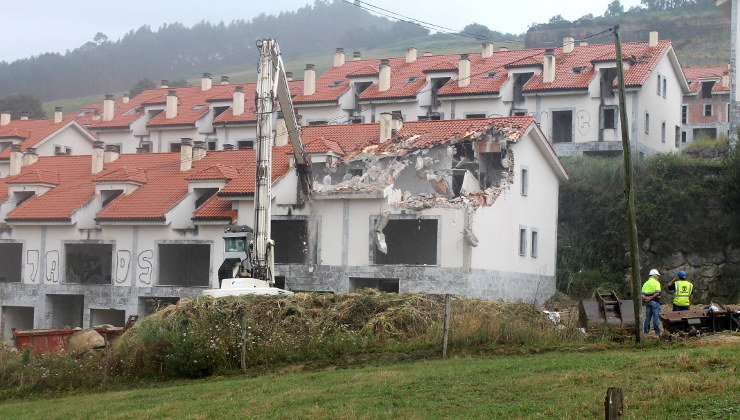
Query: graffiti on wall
45 250 59 283
137 249 153 285
115 250 131 284
577 110 590 136
26 250 39 283
65 251 105 284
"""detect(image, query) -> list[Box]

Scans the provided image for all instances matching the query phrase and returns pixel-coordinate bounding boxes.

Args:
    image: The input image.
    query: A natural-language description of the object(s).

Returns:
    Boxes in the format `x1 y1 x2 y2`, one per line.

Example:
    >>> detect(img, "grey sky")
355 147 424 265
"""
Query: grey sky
1 0 643 62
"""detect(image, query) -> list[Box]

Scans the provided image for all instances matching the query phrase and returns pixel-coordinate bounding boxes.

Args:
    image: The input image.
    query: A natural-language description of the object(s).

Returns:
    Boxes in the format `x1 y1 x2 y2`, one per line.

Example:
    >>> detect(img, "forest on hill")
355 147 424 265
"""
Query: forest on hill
526 0 730 67
0 1 516 102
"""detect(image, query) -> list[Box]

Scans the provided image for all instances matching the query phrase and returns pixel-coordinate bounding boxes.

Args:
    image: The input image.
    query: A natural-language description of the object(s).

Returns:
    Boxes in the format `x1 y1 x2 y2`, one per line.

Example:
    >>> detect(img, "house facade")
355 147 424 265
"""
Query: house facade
681 66 731 144
0 116 566 344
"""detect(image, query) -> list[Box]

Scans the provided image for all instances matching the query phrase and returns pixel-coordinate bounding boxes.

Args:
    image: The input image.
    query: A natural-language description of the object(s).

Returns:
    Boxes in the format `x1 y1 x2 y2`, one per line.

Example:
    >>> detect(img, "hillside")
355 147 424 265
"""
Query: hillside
525 1 730 67
2 0 519 104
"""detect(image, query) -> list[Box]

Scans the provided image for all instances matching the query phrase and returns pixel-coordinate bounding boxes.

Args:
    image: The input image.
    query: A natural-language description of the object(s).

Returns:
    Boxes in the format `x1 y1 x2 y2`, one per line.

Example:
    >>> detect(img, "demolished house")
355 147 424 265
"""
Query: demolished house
0 115 566 341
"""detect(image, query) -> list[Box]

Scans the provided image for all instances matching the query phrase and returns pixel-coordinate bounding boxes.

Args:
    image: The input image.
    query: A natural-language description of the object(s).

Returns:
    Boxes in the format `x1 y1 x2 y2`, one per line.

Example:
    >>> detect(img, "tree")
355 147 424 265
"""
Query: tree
605 0 624 17
93 32 109 45
169 79 190 87
0 94 45 119
461 23 495 41
129 78 156 98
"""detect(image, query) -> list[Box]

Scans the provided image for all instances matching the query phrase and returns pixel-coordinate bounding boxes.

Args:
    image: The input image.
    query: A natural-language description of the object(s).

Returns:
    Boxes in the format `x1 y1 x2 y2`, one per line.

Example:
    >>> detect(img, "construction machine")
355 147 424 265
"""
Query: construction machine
204 39 312 297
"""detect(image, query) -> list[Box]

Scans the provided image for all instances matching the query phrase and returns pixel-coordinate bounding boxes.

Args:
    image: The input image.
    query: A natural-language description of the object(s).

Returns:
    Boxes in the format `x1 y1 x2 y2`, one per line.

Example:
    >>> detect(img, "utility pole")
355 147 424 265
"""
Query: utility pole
613 25 643 344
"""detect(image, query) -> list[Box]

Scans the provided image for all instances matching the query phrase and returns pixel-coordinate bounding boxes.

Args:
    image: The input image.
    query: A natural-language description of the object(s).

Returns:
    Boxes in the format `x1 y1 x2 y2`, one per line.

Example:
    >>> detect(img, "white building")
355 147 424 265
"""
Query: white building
0 116 566 343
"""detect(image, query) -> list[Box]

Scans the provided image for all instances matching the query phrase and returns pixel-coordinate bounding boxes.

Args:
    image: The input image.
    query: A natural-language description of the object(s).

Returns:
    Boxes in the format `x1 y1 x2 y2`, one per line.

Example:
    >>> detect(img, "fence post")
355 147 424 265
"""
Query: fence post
241 312 248 374
442 294 452 358
604 387 624 420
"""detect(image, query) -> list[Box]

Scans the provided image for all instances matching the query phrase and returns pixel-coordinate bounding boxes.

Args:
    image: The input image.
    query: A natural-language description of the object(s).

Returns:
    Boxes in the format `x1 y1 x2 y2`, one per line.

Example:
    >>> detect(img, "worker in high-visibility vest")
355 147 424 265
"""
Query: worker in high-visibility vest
642 269 662 335
667 270 693 311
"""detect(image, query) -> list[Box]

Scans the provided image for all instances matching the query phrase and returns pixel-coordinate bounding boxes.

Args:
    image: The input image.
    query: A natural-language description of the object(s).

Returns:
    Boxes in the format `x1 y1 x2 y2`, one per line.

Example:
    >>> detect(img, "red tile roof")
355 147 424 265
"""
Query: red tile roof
192 194 236 222
684 66 731 94
0 117 90 158
185 164 240 181
217 146 292 197
2 150 292 223
293 41 675 102
6 169 60 185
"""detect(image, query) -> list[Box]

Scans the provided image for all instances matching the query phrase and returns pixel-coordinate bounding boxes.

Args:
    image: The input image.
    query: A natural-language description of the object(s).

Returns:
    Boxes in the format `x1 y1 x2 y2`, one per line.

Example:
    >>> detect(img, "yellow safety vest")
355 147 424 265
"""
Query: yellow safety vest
673 280 693 307
641 277 661 295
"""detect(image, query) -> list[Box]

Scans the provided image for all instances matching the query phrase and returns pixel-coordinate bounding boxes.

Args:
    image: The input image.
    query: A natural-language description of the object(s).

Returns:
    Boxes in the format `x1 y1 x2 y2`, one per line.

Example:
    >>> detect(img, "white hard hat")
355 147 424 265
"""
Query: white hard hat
649 269 660 277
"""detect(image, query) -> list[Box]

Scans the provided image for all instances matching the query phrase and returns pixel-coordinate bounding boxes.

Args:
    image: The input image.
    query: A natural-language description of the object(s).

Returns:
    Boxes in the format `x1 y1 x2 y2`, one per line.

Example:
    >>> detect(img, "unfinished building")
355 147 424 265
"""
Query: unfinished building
0 116 566 336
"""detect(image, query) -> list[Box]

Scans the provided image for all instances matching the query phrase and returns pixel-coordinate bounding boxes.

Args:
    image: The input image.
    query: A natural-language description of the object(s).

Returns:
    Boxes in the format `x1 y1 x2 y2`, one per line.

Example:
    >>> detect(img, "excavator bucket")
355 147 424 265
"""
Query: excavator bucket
578 291 636 331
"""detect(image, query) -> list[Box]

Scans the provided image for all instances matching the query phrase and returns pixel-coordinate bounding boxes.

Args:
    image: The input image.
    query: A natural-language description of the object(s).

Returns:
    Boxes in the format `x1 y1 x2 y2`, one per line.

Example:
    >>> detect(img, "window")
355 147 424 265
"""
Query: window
138 143 152 153
237 140 254 150
0 243 23 283
552 110 573 143
681 105 687 124
272 219 310 264
404 76 418 83
194 188 219 208
350 278 399 293
54 146 72 156
308 120 328 126
681 131 687 143
704 104 713 117
512 109 527 116
531 229 538 258
157 243 210 286
644 112 650 134
169 143 181 152
520 166 529 196
600 68 617 98
571 66 586 74
207 141 217 151
518 226 527 256
101 189 123 207
373 219 438 265
700 81 715 99
328 80 344 87
657 75 662 96
213 106 229 118
513 73 534 103
465 113 486 118
661 121 666 142
662 77 667 99
484 71 498 78
675 126 681 148
601 107 617 130
65 243 113 284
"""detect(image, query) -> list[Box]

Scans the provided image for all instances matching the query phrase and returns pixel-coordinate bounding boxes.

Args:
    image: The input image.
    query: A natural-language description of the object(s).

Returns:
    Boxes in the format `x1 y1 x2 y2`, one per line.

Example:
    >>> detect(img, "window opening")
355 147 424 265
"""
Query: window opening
65 243 113 284
701 81 715 99
158 243 210 286
513 72 534 102
194 188 219 209
531 229 538 258
518 226 527 256
600 68 617 98
551 110 573 143
373 219 437 265
101 189 124 207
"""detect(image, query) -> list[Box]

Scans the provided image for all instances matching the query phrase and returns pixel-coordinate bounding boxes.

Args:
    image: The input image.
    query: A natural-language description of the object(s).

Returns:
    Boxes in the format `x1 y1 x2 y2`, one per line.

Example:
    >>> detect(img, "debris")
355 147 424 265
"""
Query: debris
67 329 106 354
375 211 391 254
543 310 561 324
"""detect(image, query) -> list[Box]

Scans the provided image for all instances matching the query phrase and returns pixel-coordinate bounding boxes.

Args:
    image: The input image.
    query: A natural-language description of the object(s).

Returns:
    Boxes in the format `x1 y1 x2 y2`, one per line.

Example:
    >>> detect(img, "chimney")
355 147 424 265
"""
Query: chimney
423 51 433 57
54 106 63 123
92 141 105 174
222 143 235 150
499 47 509 52
406 47 417 63
104 144 119 163
180 138 193 171
161 80 169 89
579 42 589 47
563 36 574 54
458 54 471 88
20 112 29 121
390 110 403 135
232 86 245 116
103 94 115 121
379 112 392 142
352 51 362 61
0 111 10 126
379 59 391 92
648 31 659 48
482 42 494 58
201 73 212 91
285 71 294 81
220 75 230 85
193 140 206 161
723 71 730 87
22 147 38 167
166 90 178 119
543 49 556 83
303 64 316 96
9 145 23 176
275 112 289 146
122 93 130 103
334 48 345 67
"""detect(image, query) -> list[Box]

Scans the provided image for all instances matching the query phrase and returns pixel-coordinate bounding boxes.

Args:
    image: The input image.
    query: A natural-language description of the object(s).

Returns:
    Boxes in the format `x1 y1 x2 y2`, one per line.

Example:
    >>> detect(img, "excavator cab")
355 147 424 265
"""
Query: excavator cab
218 225 253 284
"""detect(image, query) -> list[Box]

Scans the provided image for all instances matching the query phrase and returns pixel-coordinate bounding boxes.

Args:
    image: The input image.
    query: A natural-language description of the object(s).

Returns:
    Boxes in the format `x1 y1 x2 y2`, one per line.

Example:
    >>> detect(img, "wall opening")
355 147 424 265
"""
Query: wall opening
272 220 310 264
0 243 22 283
350 277 399 293
47 294 84 329
513 72 533 103
600 68 617 98
701 81 715 99
65 243 113 284
551 111 573 143
693 128 717 139
1 306 34 345
157 243 210 286
138 297 180 317
90 309 126 327
374 219 437 265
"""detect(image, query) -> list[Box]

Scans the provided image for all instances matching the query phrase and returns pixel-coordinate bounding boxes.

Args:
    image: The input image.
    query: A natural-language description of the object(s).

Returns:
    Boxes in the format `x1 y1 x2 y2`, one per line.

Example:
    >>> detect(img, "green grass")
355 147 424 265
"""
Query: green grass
1 343 736 419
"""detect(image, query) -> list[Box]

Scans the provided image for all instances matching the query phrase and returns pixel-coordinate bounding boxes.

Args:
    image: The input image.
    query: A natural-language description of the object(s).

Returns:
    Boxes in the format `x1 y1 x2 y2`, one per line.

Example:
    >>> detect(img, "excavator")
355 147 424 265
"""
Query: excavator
204 39 312 297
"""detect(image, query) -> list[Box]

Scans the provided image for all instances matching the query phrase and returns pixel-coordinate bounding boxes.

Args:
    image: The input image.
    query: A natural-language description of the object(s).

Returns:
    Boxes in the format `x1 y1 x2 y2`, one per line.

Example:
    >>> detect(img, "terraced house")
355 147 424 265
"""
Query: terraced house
0 116 566 343
681 66 731 144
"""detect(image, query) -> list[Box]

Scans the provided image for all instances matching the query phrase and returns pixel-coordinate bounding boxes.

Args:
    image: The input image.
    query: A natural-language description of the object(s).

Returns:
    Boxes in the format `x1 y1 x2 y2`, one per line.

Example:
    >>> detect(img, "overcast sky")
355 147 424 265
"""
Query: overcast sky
1 0 644 62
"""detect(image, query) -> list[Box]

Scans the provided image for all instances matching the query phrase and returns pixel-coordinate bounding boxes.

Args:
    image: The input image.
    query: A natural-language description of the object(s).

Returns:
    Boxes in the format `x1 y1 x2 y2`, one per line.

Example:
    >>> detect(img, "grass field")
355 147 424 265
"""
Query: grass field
1 342 736 419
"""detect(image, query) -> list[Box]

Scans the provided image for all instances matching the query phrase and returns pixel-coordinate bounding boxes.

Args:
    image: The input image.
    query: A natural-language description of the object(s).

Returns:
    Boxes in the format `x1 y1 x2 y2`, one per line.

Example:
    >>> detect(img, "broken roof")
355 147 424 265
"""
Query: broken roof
684 66 731 94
